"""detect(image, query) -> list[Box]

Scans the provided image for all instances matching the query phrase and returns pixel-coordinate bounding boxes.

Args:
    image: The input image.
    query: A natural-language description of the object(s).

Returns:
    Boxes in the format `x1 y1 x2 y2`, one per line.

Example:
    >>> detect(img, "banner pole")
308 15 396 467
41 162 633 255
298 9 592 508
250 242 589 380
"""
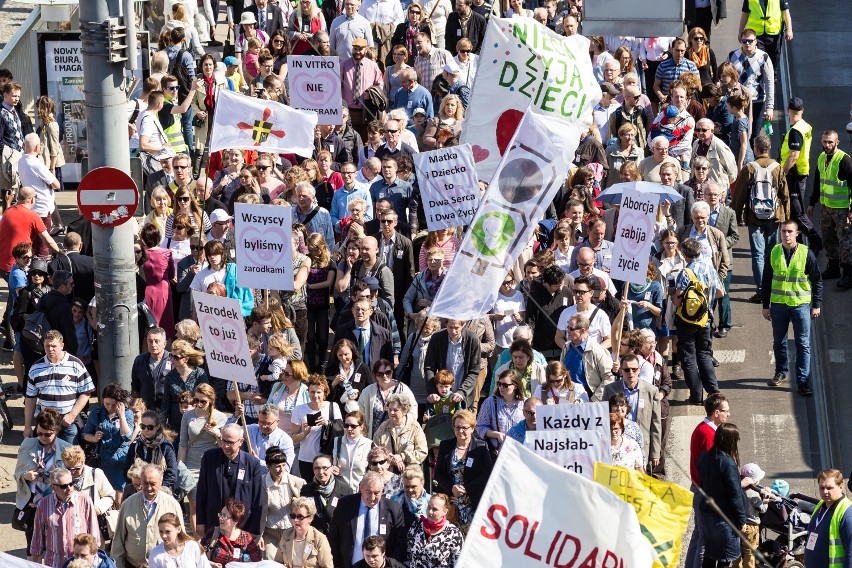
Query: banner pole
233 381 255 457
611 281 628 360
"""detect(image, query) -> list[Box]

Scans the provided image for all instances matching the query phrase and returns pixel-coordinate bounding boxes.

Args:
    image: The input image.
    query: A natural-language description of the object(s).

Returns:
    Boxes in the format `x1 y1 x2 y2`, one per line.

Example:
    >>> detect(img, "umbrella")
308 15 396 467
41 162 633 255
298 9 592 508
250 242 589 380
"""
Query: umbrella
597 181 685 205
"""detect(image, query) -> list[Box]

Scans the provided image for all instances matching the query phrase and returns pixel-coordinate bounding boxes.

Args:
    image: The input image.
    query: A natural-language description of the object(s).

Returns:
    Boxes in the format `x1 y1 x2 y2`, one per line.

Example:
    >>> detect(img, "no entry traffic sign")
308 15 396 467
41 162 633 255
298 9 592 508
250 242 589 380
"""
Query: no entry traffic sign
77 167 139 227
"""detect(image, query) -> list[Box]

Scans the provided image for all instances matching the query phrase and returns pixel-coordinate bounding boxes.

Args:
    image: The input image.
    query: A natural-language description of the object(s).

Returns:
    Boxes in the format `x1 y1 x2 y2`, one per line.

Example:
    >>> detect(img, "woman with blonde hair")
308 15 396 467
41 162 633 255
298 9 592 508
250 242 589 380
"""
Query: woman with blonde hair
166 185 212 239
162 339 209 435
35 96 65 197
142 187 172 243
686 27 717 86
534 361 588 404
170 3 204 58
422 94 464 150
178 382 227 534
605 122 642 188
288 0 326 55
268 360 311 434
274 496 333 567
265 295 303 360
148 512 207 567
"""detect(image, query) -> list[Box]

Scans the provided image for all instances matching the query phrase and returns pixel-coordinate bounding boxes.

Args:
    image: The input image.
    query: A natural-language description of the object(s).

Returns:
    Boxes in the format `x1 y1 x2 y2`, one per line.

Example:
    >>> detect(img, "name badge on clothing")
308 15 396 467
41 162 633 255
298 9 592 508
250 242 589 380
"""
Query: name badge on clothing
379 523 387 535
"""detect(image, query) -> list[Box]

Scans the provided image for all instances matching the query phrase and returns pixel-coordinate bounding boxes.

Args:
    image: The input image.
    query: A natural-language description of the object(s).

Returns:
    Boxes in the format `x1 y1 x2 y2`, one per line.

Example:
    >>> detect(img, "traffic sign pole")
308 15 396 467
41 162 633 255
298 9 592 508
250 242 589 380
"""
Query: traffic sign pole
80 0 139 395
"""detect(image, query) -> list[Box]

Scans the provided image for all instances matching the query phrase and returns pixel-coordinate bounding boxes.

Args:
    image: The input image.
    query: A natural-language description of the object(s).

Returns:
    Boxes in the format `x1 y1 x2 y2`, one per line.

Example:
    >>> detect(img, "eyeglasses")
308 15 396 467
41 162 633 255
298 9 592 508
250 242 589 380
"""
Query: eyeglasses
694 128 709 133
190 245 203 251
36 430 56 437
653 147 668 152
20 254 33 260
380 219 395 224
497 382 514 388
577 261 594 268
217 512 233 520
370 459 388 466
192 398 210 406
68 465 85 474
549 377 565 383
740 38 755 44
573 289 591 296
52 482 73 490
140 424 158 431
502 280 514 285
376 370 393 378
273 39 285 44
177 196 191 203
344 423 360 429
170 353 186 359
165 85 179 91
341 170 357 175
695 166 710 171
313 465 331 471
289 513 310 521
221 438 241 446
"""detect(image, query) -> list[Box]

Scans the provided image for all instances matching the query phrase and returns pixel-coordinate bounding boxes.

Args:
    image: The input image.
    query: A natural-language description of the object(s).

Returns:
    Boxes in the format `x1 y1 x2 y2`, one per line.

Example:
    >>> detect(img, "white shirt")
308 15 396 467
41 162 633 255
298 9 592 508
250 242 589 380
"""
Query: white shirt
359 0 404 24
137 109 167 152
353 500 381 564
18 155 58 216
454 53 479 85
569 268 618 297
557 305 611 346
492 290 526 348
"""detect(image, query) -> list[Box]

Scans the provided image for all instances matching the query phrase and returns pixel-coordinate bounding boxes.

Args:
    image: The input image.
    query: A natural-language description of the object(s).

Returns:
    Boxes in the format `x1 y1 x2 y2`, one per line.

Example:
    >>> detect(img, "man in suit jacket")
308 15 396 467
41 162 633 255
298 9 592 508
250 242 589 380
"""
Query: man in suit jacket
423 319 482 409
48 232 96 305
302 454 354 535
196 424 265 536
365 198 411 238
692 118 738 189
376 209 414 333
704 180 739 337
336 297 394 367
250 0 285 35
329 471 406 568
603 354 662 470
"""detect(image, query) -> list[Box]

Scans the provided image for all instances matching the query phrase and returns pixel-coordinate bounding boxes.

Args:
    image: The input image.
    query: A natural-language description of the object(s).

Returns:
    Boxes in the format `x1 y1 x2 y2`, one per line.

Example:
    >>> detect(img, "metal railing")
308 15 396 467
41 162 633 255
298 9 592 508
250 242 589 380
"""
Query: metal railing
0 6 42 118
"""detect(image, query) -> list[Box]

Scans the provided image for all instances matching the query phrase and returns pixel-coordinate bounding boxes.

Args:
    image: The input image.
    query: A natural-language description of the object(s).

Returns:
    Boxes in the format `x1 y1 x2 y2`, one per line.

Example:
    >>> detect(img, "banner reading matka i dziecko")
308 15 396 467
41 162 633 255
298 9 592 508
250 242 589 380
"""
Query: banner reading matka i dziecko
460 17 600 181
412 144 480 230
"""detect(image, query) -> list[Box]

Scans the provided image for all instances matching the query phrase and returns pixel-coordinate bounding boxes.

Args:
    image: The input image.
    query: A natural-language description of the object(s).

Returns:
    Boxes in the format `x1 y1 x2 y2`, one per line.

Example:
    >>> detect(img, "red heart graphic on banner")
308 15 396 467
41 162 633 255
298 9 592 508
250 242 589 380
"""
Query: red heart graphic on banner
201 315 241 355
618 209 655 258
292 71 339 107
241 225 290 266
472 145 490 162
496 109 524 156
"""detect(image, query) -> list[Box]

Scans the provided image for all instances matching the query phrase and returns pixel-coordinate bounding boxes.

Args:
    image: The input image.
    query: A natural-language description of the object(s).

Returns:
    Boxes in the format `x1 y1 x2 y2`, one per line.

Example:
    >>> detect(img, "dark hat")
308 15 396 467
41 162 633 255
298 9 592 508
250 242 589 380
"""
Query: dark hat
599 82 619 96
265 447 288 465
361 276 380 291
51 269 72 286
589 275 606 292
788 97 804 111
28 259 49 276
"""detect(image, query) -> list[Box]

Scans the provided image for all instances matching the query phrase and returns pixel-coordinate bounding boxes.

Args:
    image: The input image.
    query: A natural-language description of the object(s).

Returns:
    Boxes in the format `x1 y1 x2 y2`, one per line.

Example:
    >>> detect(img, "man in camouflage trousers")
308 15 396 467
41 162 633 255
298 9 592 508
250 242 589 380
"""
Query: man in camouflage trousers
808 130 852 288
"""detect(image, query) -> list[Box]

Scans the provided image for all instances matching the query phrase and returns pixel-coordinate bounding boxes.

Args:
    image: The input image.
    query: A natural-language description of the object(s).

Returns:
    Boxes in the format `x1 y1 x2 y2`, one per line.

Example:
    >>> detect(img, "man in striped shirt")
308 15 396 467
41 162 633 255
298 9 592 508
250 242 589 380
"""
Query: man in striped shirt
30 467 100 568
23 329 95 444
653 38 699 102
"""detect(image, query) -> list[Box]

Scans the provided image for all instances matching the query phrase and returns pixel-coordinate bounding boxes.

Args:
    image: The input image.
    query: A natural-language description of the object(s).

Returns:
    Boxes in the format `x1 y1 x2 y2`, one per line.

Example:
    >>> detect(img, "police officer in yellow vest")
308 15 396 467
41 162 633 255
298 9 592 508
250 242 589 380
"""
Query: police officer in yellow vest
805 469 852 568
780 97 821 252
158 74 198 156
808 130 852 285
738 0 793 68
761 218 821 396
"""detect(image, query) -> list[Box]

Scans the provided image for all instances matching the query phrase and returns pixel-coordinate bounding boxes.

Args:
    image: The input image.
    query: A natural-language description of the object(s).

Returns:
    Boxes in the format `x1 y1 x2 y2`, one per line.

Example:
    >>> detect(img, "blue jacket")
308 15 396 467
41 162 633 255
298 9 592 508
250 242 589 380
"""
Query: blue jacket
392 84 434 128
63 550 117 568
696 449 747 526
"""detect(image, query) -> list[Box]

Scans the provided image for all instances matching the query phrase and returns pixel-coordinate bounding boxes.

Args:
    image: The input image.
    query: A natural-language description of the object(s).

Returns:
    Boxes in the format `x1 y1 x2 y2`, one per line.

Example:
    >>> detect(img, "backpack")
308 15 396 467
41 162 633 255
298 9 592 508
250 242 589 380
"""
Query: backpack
749 161 780 220
22 308 51 353
675 267 709 328
168 49 194 100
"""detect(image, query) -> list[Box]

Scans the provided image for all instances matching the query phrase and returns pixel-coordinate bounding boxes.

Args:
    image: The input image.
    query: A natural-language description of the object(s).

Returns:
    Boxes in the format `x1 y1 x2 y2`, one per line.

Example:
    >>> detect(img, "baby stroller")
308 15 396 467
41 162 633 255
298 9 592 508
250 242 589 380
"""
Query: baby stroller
757 484 819 567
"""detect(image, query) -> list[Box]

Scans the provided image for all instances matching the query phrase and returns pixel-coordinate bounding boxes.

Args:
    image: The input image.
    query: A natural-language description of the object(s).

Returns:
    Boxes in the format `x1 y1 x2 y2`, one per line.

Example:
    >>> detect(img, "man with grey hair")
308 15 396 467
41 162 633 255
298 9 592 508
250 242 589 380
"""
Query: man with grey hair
703 181 738 337
112 464 184 568
692 117 737 188
295 180 335 248
358 156 382 186
329 470 406 567
639 135 685 183
31 467 100 567
238 402 296 473
196 422 264 536
18 132 60 254
602 59 623 90
131 327 172 409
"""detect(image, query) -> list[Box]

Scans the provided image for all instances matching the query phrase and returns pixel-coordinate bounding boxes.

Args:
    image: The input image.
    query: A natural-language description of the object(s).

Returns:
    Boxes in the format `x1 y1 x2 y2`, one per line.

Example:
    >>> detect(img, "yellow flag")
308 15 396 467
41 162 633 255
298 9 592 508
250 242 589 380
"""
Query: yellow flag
594 463 694 568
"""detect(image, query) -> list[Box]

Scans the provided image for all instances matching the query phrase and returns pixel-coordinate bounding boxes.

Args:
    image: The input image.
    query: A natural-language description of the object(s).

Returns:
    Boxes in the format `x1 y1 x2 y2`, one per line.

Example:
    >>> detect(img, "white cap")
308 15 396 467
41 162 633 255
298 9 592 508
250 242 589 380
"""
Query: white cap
155 147 177 161
740 463 765 484
441 61 461 75
210 209 232 223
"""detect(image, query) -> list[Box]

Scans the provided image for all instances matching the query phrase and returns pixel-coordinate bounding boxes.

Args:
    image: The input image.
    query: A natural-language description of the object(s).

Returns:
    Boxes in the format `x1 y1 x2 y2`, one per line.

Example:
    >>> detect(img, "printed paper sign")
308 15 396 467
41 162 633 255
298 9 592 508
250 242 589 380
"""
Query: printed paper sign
235 203 294 290
287 55 342 125
456 440 658 568
610 188 657 284
193 293 255 385
528 402 611 478
412 144 480 230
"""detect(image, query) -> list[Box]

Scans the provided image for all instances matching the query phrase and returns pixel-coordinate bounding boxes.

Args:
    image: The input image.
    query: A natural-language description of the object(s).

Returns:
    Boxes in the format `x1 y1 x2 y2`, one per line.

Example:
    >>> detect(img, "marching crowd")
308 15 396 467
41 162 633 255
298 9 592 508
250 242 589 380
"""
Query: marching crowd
1 0 852 567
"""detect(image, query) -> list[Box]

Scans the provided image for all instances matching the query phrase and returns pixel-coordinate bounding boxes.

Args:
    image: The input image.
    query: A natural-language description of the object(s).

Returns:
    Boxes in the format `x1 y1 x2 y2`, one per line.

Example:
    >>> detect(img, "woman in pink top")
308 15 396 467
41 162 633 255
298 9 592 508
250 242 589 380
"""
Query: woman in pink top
418 229 460 271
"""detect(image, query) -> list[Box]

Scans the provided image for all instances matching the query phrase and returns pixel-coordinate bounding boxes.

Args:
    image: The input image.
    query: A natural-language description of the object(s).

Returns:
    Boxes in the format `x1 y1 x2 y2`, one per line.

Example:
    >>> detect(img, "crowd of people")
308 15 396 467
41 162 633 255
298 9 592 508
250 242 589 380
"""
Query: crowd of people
1 0 852 567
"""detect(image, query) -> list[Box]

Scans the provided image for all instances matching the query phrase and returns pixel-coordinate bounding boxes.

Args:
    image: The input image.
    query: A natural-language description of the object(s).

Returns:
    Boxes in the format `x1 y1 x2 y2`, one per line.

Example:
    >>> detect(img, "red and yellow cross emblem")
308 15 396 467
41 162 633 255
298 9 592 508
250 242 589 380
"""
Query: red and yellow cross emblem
237 107 286 146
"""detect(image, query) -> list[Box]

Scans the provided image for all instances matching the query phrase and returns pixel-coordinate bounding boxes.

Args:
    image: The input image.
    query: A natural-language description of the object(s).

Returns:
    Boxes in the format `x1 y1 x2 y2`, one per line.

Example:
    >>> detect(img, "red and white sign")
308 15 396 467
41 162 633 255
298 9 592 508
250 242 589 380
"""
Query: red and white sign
77 167 139 227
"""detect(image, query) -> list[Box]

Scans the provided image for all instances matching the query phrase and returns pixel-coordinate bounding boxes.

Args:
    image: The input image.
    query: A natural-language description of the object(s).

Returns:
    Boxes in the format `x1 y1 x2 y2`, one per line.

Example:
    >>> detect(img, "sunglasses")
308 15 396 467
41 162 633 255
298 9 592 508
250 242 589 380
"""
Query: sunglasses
165 85 179 91
692 37 706 42
622 367 640 373
256 165 271 171
53 482 74 490
177 196 191 202
190 245 203 251
140 424 158 431
740 38 755 44
36 431 55 437
383 129 399 134
573 289 591 295
694 128 709 132
380 219 395 224
341 170 357 175
376 370 393 377
290 513 310 521
497 382 514 388
192 398 210 405
502 280 514 285
370 459 388 466
174 165 191 170
459 49 471 54
344 423 360 429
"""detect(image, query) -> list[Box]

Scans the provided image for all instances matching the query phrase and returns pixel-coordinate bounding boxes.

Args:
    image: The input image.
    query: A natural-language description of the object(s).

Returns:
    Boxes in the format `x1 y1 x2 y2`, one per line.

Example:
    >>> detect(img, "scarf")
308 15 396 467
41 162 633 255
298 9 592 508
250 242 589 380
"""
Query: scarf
404 492 429 516
511 362 533 393
139 433 166 469
203 75 215 110
421 515 447 537
424 269 445 297
405 25 419 52
629 279 652 296
690 45 709 69
314 477 336 498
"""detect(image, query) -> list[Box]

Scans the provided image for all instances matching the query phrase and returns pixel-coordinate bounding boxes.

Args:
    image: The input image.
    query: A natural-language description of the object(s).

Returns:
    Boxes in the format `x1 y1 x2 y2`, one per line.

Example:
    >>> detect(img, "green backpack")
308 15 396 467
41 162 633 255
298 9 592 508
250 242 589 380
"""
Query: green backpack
676 267 709 328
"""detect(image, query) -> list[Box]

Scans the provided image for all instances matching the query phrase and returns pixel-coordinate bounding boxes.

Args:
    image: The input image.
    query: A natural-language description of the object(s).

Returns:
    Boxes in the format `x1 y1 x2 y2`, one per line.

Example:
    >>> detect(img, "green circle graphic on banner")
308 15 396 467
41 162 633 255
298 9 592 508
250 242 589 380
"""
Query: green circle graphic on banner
471 212 516 257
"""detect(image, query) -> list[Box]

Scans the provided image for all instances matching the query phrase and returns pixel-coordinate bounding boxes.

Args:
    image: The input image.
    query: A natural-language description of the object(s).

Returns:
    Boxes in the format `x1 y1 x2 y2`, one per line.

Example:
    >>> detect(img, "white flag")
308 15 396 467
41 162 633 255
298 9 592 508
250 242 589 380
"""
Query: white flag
209 89 318 157
429 110 581 321
456 439 659 568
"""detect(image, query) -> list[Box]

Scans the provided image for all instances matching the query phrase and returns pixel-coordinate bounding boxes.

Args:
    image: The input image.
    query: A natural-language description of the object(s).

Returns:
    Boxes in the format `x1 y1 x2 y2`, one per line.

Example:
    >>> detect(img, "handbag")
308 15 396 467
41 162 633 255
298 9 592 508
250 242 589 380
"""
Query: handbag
223 29 236 59
11 500 35 531
80 408 101 467
319 403 344 455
